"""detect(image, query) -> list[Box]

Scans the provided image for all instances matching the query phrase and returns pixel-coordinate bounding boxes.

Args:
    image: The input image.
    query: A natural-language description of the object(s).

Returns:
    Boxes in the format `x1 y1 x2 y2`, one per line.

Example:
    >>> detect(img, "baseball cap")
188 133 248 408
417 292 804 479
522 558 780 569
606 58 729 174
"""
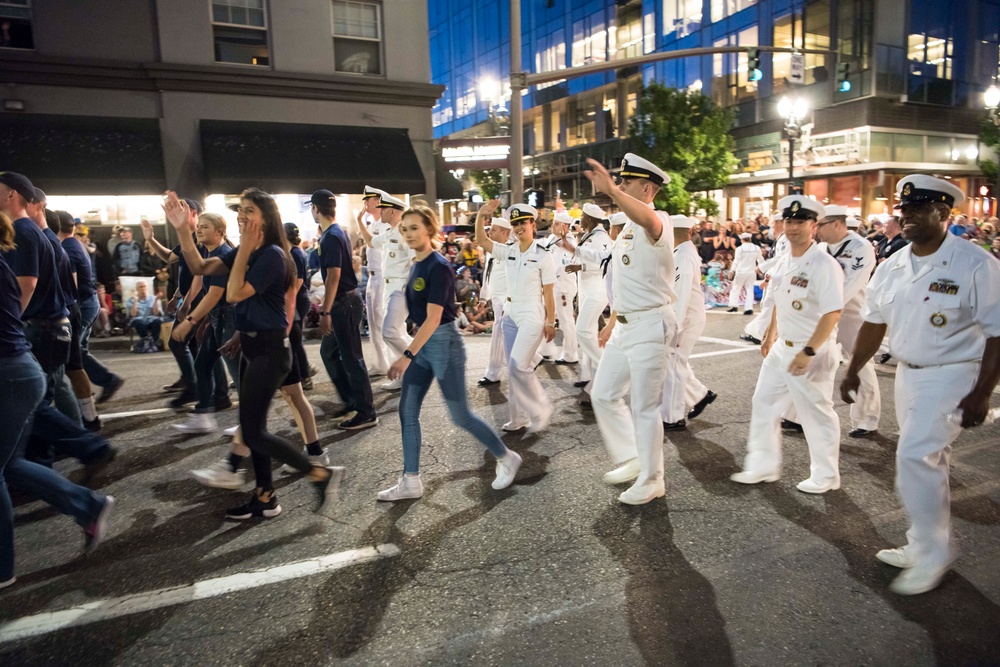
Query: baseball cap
310 189 336 208
183 198 203 215
0 171 37 203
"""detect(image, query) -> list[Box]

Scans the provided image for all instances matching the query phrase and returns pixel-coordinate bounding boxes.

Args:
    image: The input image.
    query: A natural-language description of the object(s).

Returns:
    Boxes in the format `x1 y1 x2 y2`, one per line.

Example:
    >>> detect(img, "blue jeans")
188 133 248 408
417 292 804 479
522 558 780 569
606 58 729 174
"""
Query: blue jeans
194 312 238 412
168 317 197 388
79 293 117 388
0 352 46 581
399 322 507 473
131 316 161 339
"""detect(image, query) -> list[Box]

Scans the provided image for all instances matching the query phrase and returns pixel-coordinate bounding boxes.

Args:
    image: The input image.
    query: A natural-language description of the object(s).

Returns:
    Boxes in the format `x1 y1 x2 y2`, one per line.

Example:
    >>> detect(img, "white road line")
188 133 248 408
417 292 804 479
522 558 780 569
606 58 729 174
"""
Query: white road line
100 407 175 420
697 336 756 348
691 347 760 359
0 544 400 643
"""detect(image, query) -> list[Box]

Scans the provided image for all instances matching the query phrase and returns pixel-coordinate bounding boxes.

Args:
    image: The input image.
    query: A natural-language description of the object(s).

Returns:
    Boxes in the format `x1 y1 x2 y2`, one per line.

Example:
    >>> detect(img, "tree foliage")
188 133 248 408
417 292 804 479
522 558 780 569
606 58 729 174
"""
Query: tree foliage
628 82 738 214
980 117 999 183
470 169 504 200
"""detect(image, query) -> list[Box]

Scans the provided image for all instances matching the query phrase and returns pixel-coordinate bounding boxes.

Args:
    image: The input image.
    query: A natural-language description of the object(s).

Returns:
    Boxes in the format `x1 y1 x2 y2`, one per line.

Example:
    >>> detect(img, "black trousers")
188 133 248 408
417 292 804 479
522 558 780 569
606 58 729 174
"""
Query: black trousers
319 290 374 419
238 331 312 491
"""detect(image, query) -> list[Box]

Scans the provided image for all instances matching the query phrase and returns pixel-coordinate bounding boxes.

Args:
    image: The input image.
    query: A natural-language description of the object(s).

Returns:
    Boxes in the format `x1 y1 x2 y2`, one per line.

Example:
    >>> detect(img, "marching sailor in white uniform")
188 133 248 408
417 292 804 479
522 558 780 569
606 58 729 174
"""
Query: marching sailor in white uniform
742 215 789 344
539 212 579 364
358 185 391 376
727 234 762 314
478 217 513 388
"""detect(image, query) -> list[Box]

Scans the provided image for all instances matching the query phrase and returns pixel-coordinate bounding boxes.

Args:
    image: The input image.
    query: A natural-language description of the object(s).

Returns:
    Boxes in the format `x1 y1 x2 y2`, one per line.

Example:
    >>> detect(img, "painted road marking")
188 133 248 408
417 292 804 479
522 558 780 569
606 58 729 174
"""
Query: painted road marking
697 336 756 348
0 544 401 643
691 347 760 359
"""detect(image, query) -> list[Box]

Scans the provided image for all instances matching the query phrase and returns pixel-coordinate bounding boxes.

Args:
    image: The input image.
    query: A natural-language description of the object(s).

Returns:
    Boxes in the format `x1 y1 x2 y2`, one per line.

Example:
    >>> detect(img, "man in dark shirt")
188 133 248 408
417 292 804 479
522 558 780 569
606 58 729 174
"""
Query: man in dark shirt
313 189 377 430
876 215 908 264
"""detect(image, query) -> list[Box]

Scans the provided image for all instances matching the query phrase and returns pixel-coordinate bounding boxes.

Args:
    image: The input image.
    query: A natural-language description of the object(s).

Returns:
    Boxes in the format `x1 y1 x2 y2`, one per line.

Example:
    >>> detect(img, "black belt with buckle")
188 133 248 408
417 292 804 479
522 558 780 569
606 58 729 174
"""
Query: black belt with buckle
27 316 70 330
616 314 628 324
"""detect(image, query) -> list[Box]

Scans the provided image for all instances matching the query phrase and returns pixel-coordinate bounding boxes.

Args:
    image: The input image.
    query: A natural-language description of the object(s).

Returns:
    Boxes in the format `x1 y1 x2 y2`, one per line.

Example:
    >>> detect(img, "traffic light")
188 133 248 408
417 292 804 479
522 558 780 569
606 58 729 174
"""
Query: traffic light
836 62 851 92
527 189 545 209
748 47 762 82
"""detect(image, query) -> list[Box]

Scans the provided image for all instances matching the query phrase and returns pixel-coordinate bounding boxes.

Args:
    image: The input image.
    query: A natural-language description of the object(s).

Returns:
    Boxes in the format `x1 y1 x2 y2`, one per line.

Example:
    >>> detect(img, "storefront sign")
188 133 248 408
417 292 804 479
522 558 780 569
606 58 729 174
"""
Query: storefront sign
440 137 511 170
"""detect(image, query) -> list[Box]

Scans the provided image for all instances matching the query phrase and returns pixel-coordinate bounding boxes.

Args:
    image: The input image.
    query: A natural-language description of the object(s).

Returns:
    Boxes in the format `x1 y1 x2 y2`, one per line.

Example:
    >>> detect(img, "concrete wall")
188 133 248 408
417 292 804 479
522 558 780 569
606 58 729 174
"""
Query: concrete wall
155 0 215 66
6 85 161 119
31 0 159 62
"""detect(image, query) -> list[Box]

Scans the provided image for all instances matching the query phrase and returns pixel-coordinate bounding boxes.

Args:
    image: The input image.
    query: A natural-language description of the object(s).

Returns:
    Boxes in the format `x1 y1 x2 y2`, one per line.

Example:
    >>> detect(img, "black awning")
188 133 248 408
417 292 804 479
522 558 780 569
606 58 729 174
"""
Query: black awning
200 120 425 195
0 113 167 195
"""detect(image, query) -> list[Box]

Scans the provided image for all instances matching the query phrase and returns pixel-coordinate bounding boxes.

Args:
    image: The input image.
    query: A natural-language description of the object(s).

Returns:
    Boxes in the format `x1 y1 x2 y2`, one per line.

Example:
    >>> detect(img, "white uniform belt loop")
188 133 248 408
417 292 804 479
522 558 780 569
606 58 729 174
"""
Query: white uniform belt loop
385 276 408 284
615 306 667 324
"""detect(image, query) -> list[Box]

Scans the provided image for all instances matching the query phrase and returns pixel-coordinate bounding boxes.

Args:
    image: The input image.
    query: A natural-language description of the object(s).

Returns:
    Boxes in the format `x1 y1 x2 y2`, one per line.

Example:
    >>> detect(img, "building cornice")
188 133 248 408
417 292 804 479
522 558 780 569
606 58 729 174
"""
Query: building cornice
0 53 444 108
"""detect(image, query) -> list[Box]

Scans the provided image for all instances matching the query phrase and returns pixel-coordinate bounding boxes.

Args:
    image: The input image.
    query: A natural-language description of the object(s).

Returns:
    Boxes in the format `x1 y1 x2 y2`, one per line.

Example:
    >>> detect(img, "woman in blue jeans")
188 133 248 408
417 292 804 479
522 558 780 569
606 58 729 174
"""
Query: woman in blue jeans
0 214 114 589
378 205 521 502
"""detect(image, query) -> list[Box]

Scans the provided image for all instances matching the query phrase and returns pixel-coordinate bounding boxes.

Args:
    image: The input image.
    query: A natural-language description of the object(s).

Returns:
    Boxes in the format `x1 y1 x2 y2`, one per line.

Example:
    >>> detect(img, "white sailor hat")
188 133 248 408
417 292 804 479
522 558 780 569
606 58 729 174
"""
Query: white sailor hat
846 216 862 229
490 216 511 230
739 232 752 240
777 195 825 221
362 185 388 200
582 203 608 220
609 212 628 227
895 175 965 209
822 205 848 218
616 153 670 187
376 193 406 210
553 211 574 225
506 203 538 224
669 214 693 228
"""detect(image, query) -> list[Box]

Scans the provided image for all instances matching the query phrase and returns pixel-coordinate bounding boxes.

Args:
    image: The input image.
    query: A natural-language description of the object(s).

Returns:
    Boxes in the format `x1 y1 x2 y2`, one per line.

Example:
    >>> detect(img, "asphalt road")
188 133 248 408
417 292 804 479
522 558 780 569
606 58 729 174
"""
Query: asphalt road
2 313 999 666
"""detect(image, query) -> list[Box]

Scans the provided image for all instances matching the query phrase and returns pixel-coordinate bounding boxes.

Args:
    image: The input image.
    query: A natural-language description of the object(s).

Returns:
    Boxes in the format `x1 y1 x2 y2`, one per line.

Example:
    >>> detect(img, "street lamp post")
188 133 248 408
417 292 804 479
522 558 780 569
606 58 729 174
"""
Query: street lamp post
985 85 1000 216
778 95 809 194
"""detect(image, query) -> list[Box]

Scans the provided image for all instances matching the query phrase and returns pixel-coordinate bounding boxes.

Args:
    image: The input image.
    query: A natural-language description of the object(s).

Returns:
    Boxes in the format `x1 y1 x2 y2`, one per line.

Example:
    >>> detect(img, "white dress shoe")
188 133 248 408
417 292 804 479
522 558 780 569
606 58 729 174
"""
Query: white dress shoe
526 405 553 435
171 413 218 434
502 420 529 432
619 482 666 505
796 478 841 494
876 547 915 569
603 458 641 485
377 473 424 501
380 378 402 391
889 564 949 596
730 470 780 485
223 425 239 437
492 450 522 490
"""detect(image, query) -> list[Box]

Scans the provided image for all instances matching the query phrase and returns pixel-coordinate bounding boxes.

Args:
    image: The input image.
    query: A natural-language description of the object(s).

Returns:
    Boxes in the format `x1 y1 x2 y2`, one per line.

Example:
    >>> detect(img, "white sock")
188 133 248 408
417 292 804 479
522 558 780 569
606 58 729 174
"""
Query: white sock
79 396 97 421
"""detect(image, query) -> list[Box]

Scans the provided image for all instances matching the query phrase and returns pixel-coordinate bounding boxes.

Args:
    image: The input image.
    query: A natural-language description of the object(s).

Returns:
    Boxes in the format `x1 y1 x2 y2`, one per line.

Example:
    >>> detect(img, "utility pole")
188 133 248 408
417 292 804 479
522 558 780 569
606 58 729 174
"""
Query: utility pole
509 0 525 204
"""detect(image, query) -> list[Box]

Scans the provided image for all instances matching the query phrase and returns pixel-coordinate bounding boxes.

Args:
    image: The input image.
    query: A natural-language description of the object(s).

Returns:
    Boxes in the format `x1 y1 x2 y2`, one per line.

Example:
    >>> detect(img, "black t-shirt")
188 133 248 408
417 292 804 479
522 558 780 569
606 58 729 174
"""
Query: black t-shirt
3 218 67 320
205 244 235 315
406 251 457 327
0 254 31 357
222 245 289 332
172 240 207 305
291 245 309 315
43 227 77 307
62 235 96 300
318 223 358 295
877 235 908 261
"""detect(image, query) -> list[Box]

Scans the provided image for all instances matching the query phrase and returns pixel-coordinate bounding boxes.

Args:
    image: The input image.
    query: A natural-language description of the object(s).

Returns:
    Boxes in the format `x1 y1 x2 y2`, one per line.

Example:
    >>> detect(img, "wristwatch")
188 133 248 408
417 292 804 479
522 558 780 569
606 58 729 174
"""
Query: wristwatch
403 350 415 360
319 311 329 317
186 316 197 325
802 346 816 357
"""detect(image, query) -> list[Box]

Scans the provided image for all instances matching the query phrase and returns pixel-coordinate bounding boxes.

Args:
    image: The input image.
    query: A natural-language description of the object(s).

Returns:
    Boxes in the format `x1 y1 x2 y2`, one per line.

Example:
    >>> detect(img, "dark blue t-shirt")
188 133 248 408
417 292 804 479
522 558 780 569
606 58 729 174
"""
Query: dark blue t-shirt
222 244 289 332
318 224 358 295
406 252 457 327
172 240 207 304
44 227 77 307
2 218 67 320
291 246 309 316
0 254 31 357
205 244 235 315
62 235 95 300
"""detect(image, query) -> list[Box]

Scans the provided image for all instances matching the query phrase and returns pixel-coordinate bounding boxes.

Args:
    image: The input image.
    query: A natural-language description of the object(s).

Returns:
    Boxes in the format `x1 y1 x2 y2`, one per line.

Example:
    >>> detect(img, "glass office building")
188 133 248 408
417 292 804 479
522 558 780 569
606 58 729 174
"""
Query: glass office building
430 0 1000 219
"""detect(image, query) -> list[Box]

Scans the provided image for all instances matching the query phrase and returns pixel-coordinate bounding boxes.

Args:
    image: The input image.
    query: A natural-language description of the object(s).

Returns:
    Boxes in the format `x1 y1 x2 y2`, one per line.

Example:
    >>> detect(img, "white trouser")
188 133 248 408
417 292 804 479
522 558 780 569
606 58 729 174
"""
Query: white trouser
575 289 607 386
501 301 551 426
554 288 578 362
382 280 412 358
743 340 841 484
894 362 976 569
729 271 756 310
744 292 774 340
592 307 676 493
483 296 507 381
365 271 389 374
838 319 881 431
661 315 707 423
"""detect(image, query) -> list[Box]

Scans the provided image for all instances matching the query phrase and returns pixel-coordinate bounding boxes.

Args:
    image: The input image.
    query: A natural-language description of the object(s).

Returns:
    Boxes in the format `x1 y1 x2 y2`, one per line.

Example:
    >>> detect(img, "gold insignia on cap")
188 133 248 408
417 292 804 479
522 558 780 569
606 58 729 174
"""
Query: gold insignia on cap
791 201 801 213
792 300 803 311
622 254 631 266
930 312 947 327
903 183 912 196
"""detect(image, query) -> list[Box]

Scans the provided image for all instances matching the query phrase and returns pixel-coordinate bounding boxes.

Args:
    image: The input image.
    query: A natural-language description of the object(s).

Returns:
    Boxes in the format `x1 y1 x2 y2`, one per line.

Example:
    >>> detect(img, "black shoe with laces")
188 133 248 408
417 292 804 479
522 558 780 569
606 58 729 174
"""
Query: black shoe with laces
162 378 186 393
225 491 282 520
170 389 197 411
727 307 738 313
663 419 687 431
97 376 125 404
339 414 379 430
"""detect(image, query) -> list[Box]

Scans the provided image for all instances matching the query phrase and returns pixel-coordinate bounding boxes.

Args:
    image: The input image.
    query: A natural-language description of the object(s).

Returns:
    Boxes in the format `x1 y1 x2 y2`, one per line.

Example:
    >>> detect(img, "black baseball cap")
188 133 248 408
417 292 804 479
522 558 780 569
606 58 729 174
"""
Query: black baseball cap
33 187 46 205
310 189 336 207
0 171 38 203
183 198 203 214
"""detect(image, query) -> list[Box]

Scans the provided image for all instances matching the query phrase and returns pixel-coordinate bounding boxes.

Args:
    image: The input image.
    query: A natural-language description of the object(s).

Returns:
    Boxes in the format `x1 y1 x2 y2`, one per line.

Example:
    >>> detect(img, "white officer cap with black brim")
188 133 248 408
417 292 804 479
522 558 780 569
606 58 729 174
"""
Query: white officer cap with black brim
777 195 825 221
362 185 388 200
490 216 511 230
376 193 406 211
894 175 965 209
506 204 538 224
582 203 608 221
615 153 670 187
609 212 628 227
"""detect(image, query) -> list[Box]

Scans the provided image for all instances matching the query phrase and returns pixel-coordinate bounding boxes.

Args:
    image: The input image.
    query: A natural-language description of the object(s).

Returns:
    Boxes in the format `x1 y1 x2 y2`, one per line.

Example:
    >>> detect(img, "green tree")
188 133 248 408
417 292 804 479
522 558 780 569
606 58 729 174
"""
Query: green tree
470 169 504 200
628 82 738 215
979 117 999 184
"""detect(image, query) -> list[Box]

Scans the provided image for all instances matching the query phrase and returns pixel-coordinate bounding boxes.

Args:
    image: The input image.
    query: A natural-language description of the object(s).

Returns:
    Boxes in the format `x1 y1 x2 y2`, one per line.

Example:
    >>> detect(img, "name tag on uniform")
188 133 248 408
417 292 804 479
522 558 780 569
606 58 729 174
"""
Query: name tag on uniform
390 239 398 244
507 256 516 262
929 280 959 295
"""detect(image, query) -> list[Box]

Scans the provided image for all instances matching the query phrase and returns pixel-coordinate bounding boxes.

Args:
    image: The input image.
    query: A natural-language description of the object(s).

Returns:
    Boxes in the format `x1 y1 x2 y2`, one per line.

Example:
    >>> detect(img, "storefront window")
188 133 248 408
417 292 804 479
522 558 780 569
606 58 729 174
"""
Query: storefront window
0 0 33 50
869 132 892 162
895 134 923 163
662 0 702 41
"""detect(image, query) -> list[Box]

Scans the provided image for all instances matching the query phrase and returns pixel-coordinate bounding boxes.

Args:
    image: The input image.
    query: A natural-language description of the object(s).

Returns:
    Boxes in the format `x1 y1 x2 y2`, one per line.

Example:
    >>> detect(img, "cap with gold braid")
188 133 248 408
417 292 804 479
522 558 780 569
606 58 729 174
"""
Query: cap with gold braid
505 203 538 224
362 185 388 200
615 152 669 187
894 175 965 209
376 193 406 211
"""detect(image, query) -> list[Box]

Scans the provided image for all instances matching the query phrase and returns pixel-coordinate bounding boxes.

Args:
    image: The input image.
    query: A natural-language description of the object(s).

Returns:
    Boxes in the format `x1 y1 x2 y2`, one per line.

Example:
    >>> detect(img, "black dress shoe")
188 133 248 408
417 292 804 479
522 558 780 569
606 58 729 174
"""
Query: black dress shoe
744 310 754 315
554 359 578 365
477 377 500 387
740 334 761 345
162 378 186 393
687 390 717 420
573 380 589 388
876 353 892 364
848 428 876 438
663 419 687 431
727 307 738 313
781 419 804 433
84 417 102 432
579 398 592 410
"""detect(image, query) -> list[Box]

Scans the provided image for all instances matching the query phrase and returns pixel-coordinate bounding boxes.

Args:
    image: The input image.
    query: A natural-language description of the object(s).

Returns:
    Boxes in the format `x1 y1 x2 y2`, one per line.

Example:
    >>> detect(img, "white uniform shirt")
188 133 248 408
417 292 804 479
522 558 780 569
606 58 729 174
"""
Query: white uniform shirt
490 240 556 303
544 234 578 295
673 241 705 329
372 223 413 281
364 215 389 275
731 242 762 274
573 226 612 295
480 242 512 301
759 233 790 275
862 232 1000 367
611 210 676 314
772 242 844 343
818 230 876 325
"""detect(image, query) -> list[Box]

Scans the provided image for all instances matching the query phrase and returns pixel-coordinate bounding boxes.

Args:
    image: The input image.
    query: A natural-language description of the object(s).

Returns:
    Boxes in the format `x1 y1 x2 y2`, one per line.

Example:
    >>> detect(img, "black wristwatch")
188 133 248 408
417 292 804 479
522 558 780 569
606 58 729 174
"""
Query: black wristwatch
319 311 329 317
802 346 816 357
403 350 415 360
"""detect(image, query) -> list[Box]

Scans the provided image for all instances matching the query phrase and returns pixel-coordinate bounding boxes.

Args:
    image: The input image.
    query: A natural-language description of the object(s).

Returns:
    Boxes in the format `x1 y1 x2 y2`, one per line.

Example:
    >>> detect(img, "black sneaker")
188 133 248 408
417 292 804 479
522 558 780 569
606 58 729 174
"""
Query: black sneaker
225 492 282 520
312 466 346 515
96 376 125 404
170 389 197 411
214 396 233 411
83 416 102 432
162 378 186 393
84 495 115 553
81 446 117 486
301 376 314 391
338 414 379 431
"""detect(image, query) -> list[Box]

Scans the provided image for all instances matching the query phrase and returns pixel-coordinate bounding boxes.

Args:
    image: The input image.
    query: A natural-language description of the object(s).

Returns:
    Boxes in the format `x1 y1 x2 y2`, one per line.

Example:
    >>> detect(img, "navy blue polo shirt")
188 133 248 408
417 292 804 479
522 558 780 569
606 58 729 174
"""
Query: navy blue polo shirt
62 235 95 300
291 245 309 314
3 217 67 320
222 244 289 332
172 239 208 304
0 254 31 357
406 252 457 327
205 244 236 315
44 227 77 307
318 223 358 295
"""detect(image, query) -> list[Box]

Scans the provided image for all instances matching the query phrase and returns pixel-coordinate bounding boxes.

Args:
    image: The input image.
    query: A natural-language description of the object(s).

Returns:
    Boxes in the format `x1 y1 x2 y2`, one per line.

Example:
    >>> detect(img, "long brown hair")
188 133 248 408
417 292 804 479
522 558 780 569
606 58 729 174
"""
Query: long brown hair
403 203 442 250
0 211 14 253
239 187 295 288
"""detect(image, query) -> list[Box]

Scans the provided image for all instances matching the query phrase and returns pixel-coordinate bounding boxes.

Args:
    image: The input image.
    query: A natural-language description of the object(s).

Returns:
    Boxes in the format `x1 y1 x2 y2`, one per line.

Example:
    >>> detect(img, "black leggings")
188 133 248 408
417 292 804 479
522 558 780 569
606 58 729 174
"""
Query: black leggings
238 331 312 491
289 318 309 385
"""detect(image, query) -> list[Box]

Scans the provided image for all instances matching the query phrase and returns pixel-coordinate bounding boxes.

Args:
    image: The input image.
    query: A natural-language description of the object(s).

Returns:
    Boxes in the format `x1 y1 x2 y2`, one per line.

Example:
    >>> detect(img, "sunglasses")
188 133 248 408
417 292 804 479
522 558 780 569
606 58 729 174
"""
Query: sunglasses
613 175 634 186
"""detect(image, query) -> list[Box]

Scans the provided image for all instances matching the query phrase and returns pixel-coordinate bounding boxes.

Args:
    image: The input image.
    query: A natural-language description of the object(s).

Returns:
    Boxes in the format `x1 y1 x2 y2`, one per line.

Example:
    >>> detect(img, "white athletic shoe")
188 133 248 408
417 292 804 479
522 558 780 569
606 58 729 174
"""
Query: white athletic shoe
223 425 239 437
191 459 245 490
171 413 218 434
603 458 641 485
502 420 530 432
377 473 423 501
380 378 402 391
526 405 554 435
283 449 331 473
492 450 522 490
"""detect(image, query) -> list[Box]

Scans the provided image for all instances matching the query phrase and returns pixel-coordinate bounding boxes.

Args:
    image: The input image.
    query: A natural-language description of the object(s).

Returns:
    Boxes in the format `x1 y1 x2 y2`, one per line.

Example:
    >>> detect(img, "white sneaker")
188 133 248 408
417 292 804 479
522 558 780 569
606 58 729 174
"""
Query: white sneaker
283 449 330 473
492 450 522 490
223 425 239 437
377 473 423 501
171 413 218 434
380 378 402 391
191 459 245 489
603 458 641 485
876 547 916 569
526 404 554 435
730 470 780 485
502 420 530 432
796 478 840 494
619 481 666 505
889 564 949 596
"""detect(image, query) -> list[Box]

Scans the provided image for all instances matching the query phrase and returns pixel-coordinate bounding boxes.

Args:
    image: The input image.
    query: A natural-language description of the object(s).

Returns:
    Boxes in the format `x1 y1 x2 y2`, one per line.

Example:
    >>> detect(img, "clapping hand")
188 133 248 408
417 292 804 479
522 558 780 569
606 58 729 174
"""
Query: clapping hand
140 218 154 242
161 191 191 231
